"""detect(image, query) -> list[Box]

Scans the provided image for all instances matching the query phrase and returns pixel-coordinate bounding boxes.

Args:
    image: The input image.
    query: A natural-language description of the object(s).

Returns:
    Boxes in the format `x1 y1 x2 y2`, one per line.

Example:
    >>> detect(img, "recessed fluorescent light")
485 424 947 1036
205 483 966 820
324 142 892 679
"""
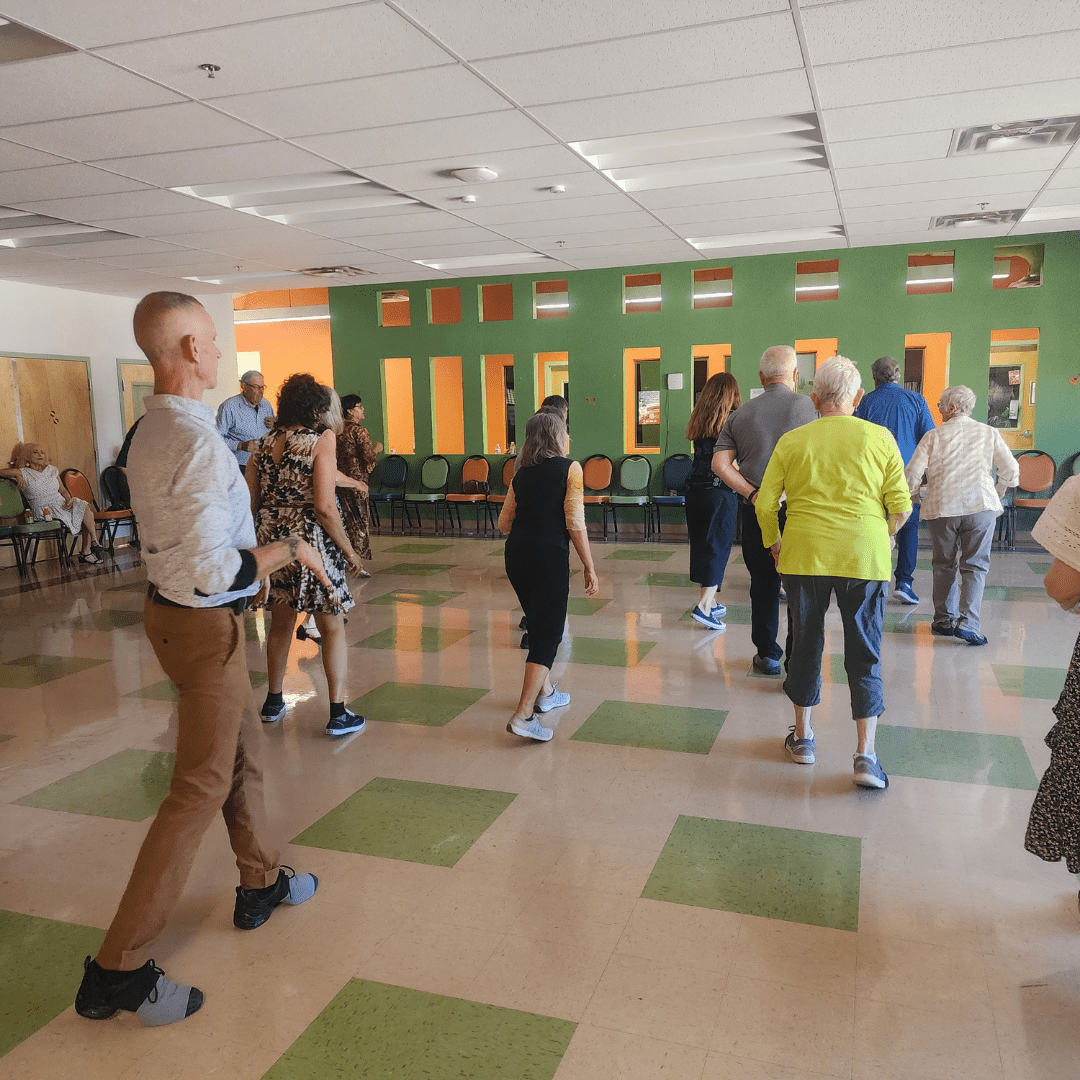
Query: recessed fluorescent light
1021 204 1080 222
689 227 844 250
694 291 733 299
184 271 308 285
535 302 569 310
906 277 954 285
413 252 552 270
992 272 1010 279
603 148 825 192
174 172 368 202
794 284 839 293
0 222 102 242
624 297 661 304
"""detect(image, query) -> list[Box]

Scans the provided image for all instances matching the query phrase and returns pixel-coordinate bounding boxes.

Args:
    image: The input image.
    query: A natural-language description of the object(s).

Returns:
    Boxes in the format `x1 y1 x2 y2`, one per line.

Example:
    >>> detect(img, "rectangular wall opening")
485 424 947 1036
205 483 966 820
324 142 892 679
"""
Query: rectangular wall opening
793 338 838 395
428 286 461 325
534 278 569 318
378 289 410 327
536 352 569 413
692 344 730 404
381 356 415 455
994 244 1043 289
430 356 465 455
624 347 662 453
483 354 515 453
693 267 733 309
904 332 951 422
989 328 1039 451
906 250 954 295
795 259 839 302
623 272 662 314
480 282 514 322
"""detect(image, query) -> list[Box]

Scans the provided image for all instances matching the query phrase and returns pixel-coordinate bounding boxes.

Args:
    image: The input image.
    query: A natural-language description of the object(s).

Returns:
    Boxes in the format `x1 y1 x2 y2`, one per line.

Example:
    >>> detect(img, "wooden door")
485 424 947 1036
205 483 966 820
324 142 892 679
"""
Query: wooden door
0 360 17 466
13 357 98 500
119 361 154 430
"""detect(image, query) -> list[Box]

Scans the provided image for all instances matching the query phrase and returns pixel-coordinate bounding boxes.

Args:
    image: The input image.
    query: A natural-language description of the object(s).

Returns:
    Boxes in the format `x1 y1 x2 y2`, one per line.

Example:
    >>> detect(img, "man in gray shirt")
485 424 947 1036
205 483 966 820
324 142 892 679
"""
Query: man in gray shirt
75 293 330 1027
715 346 819 675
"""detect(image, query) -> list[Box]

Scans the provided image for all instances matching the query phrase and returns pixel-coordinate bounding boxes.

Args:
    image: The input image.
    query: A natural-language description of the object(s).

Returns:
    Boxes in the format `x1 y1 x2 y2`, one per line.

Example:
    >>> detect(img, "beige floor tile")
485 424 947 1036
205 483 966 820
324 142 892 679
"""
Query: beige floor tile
543 838 659 895
452 823 576 877
711 975 855 1078
614 898 742 974
702 1052 844 1080
505 882 636 952
985 968 1080 1080
856 878 981 952
409 867 540 932
730 916 858 996
554 1024 708 1080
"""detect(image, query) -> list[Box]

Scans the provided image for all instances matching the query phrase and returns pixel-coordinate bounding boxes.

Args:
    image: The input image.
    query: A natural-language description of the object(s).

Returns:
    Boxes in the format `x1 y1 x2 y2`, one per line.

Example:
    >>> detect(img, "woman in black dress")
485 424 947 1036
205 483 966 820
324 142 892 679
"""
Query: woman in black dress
499 410 598 742
684 373 742 631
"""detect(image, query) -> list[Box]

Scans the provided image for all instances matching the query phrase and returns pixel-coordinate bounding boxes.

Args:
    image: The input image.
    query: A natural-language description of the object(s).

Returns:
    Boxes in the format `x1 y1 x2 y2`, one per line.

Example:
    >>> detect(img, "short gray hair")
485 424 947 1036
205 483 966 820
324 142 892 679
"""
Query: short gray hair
759 345 796 381
939 385 976 417
813 355 862 408
871 357 901 385
240 370 263 386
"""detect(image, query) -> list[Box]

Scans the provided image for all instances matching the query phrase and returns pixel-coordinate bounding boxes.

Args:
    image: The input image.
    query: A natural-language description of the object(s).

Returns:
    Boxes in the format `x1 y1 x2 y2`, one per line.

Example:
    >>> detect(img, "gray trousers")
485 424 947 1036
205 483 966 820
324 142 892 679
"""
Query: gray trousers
925 510 998 633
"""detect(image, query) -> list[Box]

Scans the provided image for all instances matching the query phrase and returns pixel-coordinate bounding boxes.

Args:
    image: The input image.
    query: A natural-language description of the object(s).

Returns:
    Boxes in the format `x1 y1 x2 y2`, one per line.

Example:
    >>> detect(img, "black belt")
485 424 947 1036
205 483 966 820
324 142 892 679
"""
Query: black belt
147 584 249 616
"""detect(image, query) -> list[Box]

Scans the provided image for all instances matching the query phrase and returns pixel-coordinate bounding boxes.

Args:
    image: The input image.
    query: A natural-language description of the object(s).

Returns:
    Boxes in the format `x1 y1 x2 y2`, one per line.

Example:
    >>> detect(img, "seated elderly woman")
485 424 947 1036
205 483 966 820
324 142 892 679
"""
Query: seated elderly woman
904 386 1019 646
757 356 911 790
0 442 104 563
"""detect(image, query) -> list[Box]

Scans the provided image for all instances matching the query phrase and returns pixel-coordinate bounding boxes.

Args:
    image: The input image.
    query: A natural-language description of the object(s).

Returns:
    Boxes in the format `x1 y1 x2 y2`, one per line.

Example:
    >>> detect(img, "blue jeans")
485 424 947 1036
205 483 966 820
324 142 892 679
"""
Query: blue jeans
783 576 886 719
894 501 920 588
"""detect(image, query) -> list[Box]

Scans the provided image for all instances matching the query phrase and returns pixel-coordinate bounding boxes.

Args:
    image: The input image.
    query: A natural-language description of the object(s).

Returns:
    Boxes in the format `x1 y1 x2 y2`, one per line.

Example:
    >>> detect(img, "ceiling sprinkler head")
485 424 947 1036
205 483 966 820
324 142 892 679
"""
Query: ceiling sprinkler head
461 194 478 203
199 63 221 78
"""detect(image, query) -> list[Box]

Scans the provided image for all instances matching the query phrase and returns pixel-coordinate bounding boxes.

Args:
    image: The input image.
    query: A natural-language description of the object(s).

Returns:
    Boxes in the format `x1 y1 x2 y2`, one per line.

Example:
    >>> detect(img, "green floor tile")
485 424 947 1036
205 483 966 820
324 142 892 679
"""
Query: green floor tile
572 700 727 754
565 636 656 667
874 724 1039 790
983 586 1050 602
605 548 674 561
680 603 751 625
293 777 516 866
129 671 266 700
566 597 610 615
64 609 144 631
245 617 267 643
0 910 105 1058
381 562 457 577
882 611 934 634
639 572 695 588
262 979 575 1080
383 542 452 554
825 654 847 684
349 681 488 726
0 655 108 689
367 589 463 607
732 554 744 565
992 664 1067 700
17 749 174 821
1028 561 1052 575
643 816 861 932
355 625 474 652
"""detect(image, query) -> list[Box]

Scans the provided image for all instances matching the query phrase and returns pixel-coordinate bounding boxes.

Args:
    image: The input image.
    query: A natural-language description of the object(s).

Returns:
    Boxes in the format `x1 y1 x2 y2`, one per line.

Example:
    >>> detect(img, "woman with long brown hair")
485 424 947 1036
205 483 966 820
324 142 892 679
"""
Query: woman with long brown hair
685 372 742 629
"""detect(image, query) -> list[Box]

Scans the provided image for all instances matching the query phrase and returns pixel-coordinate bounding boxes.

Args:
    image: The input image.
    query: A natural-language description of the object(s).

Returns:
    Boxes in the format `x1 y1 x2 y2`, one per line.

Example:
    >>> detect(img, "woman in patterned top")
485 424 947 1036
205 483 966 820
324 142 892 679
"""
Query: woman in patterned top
336 393 383 578
246 374 366 737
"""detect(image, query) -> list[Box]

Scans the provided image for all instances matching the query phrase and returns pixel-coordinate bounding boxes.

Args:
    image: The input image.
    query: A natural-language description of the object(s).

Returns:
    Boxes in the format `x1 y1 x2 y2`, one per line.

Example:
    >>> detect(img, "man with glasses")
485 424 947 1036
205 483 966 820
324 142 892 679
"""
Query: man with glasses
216 370 275 472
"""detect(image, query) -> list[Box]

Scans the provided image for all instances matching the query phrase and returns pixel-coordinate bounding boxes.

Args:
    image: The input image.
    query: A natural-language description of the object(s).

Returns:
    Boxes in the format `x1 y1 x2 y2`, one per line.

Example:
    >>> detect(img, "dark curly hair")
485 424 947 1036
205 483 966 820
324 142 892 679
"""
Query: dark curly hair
276 373 332 429
340 393 362 413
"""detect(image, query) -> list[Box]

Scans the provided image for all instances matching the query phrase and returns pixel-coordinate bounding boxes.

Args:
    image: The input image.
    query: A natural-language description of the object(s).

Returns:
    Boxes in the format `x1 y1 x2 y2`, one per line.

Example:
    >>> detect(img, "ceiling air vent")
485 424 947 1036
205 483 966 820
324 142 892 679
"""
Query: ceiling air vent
930 209 1024 229
298 266 373 278
950 117 1080 156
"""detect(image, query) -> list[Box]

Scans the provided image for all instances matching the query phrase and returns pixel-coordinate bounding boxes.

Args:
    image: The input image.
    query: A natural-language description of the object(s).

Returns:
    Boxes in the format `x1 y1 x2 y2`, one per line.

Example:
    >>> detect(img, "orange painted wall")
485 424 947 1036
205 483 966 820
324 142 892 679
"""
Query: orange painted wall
693 343 730 378
234 287 328 310
484 354 514 452
795 338 839 369
382 357 415 454
431 355 466 455
234 318 334 411
481 283 514 322
624 346 662 454
905 332 951 422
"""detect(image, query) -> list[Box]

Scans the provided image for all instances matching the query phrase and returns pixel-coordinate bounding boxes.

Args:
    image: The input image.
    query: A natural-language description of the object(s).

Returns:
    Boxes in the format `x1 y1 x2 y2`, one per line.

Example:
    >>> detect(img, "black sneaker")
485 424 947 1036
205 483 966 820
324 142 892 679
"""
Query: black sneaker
234 866 318 930
75 957 202 1026
930 622 957 637
518 615 528 630
326 709 366 737
519 632 530 650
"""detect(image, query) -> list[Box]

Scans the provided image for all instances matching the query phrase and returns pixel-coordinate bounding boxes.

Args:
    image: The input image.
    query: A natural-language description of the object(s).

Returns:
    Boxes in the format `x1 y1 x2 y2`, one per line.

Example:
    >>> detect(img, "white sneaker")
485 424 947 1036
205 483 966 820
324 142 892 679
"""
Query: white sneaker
506 715 553 741
536 683 570 713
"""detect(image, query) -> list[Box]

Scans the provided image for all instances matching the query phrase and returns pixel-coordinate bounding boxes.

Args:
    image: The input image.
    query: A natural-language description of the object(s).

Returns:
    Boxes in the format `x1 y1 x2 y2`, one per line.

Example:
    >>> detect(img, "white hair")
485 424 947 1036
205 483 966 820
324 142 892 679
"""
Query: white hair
813 355 862 408
240 370 263 385
321 388 344 434
759 345 796 381
940 385 976 417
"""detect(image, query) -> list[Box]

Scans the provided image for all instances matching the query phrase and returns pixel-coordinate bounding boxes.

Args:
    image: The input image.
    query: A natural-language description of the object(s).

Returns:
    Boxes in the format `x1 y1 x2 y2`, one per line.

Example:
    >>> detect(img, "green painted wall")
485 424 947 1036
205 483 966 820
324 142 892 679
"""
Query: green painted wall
329 230 1080 493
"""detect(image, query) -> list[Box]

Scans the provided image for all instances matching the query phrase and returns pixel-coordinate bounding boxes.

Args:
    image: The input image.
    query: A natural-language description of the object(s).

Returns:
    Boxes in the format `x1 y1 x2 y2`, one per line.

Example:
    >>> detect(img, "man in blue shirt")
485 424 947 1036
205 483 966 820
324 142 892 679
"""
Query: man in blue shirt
216 370 275 471
855 356 936 604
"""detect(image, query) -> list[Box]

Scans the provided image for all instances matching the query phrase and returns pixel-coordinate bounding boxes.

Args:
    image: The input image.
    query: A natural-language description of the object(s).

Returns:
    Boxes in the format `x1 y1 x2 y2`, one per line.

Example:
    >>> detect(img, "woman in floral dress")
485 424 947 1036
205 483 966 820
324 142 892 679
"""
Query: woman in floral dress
336 393 382 577
246 374 365 737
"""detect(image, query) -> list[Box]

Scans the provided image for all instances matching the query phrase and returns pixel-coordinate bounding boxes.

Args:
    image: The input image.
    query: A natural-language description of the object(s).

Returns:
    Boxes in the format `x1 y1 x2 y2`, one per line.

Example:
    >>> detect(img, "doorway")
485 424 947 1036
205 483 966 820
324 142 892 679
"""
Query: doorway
118 360 154 432
904 332 950 421
989 329 1039 451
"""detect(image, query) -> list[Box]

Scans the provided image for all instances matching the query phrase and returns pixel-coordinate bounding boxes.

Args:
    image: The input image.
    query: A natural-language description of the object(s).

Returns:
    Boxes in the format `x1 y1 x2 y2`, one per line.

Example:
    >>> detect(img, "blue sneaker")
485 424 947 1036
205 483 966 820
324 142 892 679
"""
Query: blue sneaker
784 727 815 764
692 605 726 630
893 582 919 605
536 683 570 713
326 709 366 737
931 622 957 637
752 654 782 676
956 627 988 647
854 754 889 789
506 714 553 742
711 603 727 619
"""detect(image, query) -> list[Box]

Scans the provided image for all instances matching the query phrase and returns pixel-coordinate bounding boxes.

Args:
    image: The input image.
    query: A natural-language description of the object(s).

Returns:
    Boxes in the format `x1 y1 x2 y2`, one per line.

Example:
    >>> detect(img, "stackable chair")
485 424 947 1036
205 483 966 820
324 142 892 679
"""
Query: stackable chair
101 465 139 549
446 455 491 535
0 478 70 575
61 468 134 554
581 454 614 538
606 455 653 539
1002 450 1056 550
650 453 693 537
367 455 408 534
485 456 517 532
403 455 450 535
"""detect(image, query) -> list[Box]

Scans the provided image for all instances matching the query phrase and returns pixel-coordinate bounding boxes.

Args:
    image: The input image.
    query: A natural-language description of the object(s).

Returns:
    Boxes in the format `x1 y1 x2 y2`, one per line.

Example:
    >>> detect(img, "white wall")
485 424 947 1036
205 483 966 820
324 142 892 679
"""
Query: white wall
0 281 237 472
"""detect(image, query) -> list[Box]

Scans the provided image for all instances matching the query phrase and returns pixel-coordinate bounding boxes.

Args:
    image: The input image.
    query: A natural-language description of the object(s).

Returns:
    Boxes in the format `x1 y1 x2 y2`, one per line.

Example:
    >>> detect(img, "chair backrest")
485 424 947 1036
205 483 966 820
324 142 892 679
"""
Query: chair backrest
582 455 613 493
618 455 652 494
377 454 408 491
500 456 516 489
661 453 693 493
101 465 131 509
1016 450 1055 494
61 468 98 511
461 455 490 486
0 478 26 520
419 455 450 493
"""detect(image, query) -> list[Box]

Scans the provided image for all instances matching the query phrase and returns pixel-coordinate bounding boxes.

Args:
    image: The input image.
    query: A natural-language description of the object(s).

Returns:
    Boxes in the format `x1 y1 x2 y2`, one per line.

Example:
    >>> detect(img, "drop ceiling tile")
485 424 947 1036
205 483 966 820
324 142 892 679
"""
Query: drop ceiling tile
36 236 184 261
829 131 953 170
13 187 205 221
835 148 1069 191
824 78 1080 142
532 70 814 142
0 52 183 129
461 193 643 225
213 67 507 140
331 225 507 248
96 141 334 188
4 102 268 161
409 171 616 211
526 226 677 249
0 0 365 48
1014 218 1080 237
96 6 452 100
844 193 1039 223
498 210 662 238
89 207 259 237
845 218 940 236
133 258 283 276
841 171 1052 208
634 171 835 210
296 110 551 171
374 239 532 261
803 0 1080 64
475 15 803 106
656 191 839 226
1032 187 1080 207
438 258 576 278
848 230 944 248
303 210 459 238
0 140 69 172
816 31 1080 110
560 241 702 267
0 164 149 203
1045 166 1080 190
671 209 843 236
396 0 787 59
